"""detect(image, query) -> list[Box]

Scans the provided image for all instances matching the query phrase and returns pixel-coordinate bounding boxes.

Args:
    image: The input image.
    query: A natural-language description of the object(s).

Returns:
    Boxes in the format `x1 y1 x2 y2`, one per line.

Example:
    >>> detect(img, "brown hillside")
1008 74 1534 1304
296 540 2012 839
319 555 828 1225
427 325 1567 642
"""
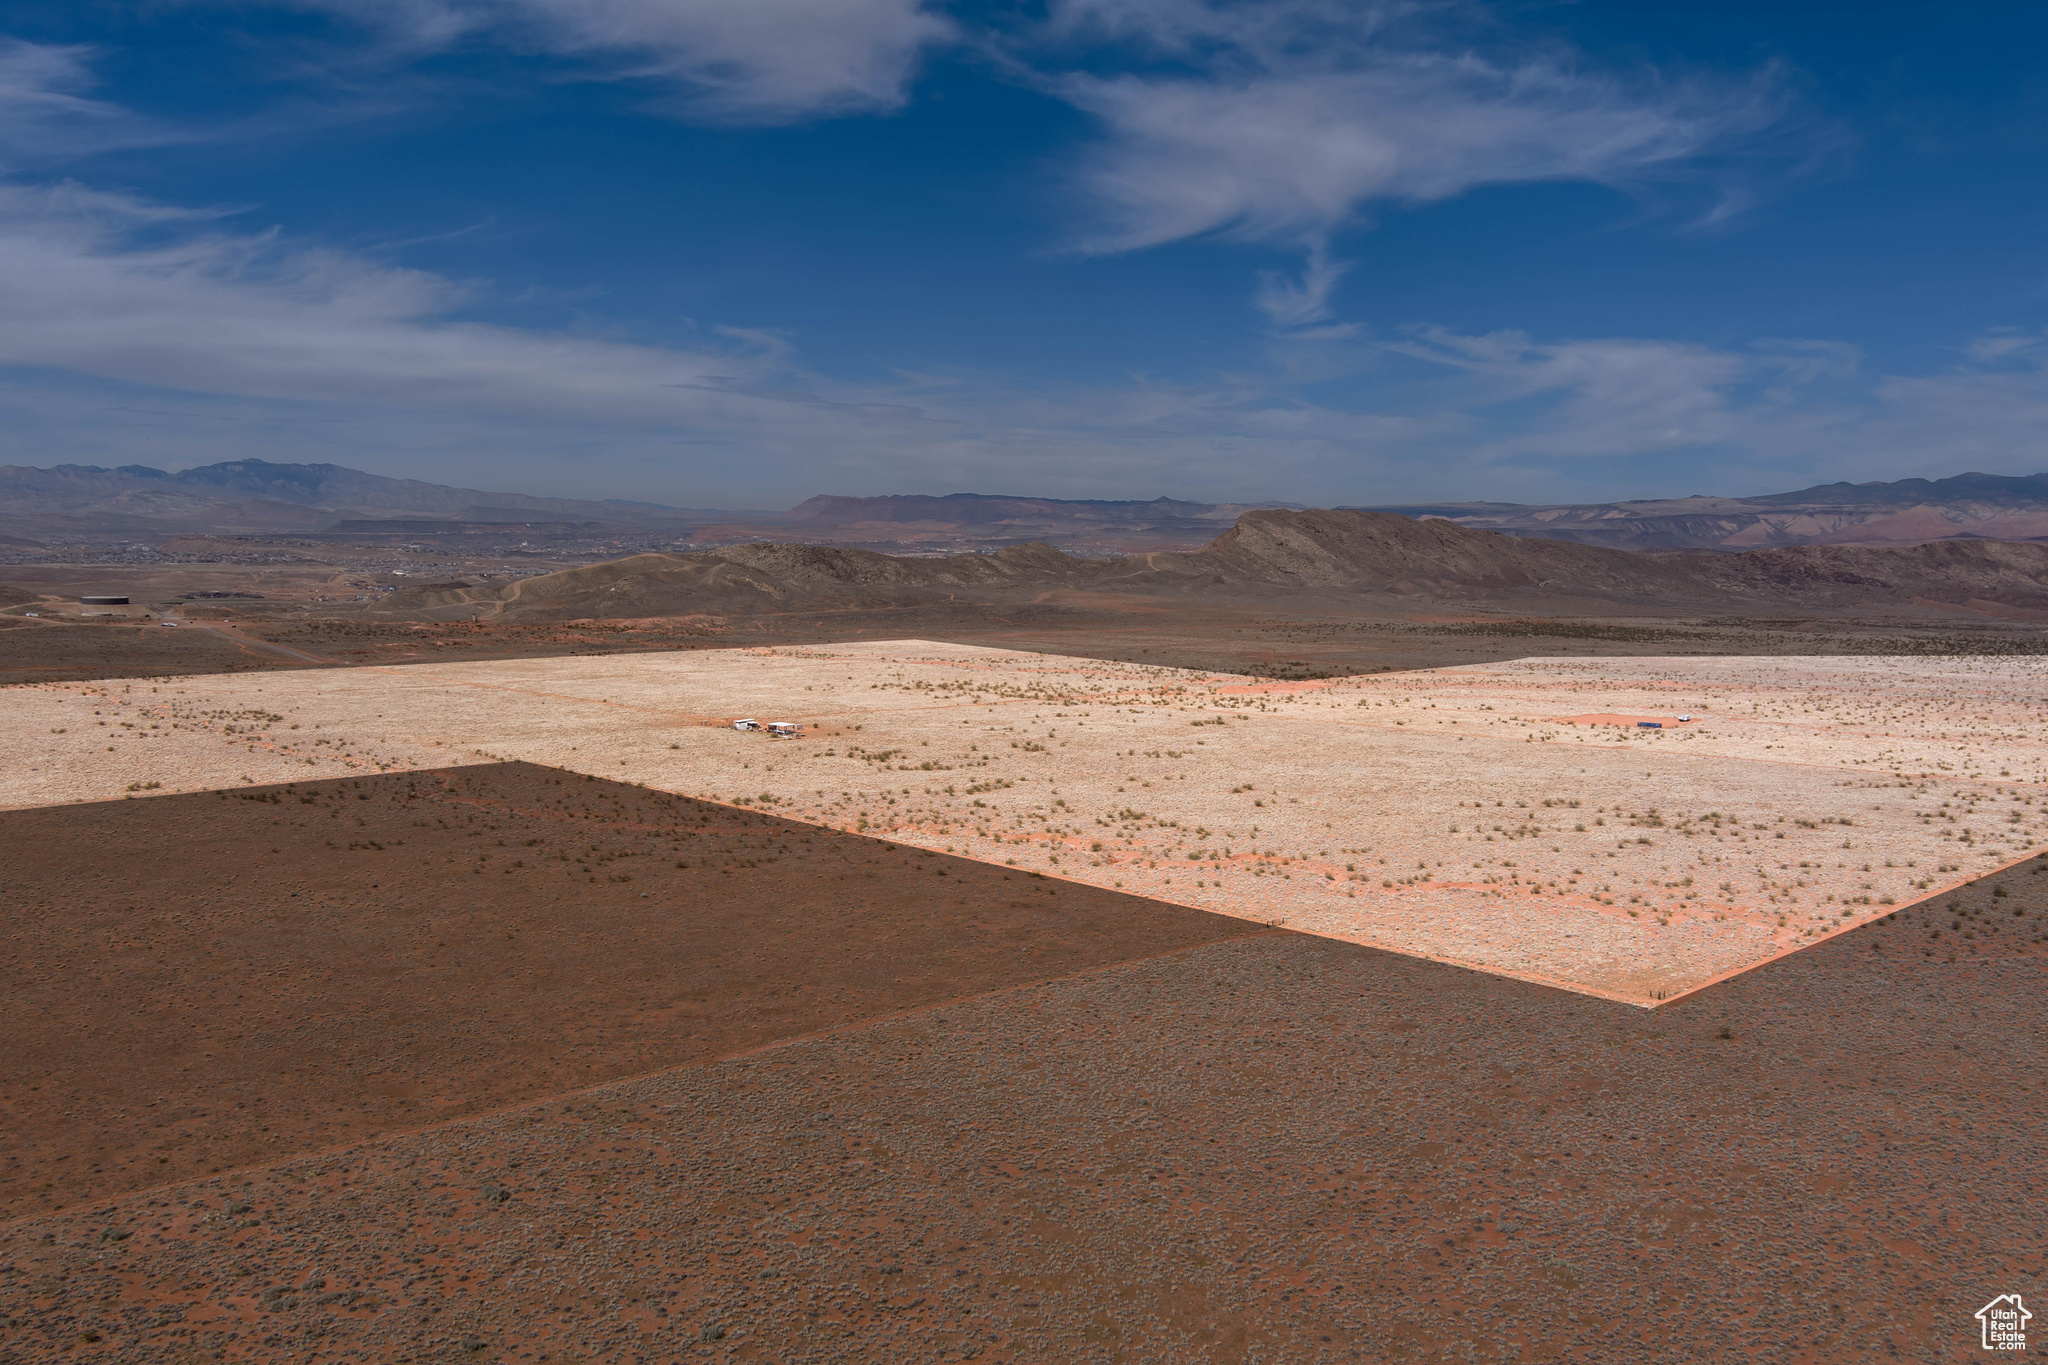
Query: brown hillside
373 542 1096 621
367 509 2048 622
1682 537 2048 613
1123 508 1709 597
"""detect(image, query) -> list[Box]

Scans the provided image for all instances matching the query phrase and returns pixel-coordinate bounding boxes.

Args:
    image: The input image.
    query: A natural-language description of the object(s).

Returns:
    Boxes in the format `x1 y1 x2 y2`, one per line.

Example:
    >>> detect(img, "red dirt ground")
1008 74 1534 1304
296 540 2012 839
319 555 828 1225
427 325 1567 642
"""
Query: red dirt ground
0 765 1261 1218
1 766 2043 1363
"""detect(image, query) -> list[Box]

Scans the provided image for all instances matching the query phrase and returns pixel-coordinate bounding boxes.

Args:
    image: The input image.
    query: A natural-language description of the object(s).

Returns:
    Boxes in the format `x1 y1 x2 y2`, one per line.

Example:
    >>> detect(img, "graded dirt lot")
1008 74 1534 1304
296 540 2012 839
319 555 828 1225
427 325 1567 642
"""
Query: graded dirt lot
0 618 296 684
0 765 1260 1219
6 643 2044 1001
1 851 2041 1363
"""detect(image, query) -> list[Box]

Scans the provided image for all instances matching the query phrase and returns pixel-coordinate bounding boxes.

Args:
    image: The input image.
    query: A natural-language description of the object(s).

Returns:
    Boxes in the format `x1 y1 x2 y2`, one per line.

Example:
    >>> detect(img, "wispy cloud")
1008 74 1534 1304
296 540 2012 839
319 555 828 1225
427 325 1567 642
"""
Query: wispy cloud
0 176 1423 498
0 21 2032 505
1035 0 1803 328
1377 321 2048 495
1387 325 1753 459
5 174 2048 504
0 181 801 419
0 40 185 162
170 1 1806 311
257 0 956 123
1252 243 1352 327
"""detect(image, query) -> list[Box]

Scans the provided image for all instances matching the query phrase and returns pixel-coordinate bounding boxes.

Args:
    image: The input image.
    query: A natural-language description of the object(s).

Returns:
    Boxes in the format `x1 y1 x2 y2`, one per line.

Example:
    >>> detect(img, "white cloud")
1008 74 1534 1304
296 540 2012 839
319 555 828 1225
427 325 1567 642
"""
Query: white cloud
1063 61 1773 250
266 0 955 123
0 181 805 420
1387 325 1752 459
0 35 2025 511
1252 243 1352 327
6 176 2048 506
1038 0 1795 328
161 1 1799 324
0 40 181 162
1 6 2030 508
1858 340 2048 474
1375 322 2048 494
1960 329 2039 365
0 179 1444 500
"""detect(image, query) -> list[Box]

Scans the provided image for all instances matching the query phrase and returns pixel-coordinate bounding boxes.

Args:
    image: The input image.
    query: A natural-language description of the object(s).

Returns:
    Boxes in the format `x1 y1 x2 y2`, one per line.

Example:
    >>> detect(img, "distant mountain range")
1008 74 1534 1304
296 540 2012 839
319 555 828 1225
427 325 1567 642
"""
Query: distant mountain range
0 461 1292 551
781 493 1266 525
6 459 2048 554
1355 472 2048 550
372 508 2048 623
0 460 751 542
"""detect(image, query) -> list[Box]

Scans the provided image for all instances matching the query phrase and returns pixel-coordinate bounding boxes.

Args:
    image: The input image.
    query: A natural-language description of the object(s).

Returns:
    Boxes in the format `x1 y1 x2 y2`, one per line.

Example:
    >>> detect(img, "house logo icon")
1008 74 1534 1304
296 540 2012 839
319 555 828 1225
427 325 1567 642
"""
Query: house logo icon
1977 1294 2030 1352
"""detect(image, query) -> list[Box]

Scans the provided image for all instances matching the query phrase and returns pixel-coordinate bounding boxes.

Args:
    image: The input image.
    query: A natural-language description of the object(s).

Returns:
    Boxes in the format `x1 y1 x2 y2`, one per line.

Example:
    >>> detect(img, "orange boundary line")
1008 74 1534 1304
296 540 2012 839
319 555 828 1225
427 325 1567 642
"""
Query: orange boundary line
17 650 2047 1012
1649 844 2048 1008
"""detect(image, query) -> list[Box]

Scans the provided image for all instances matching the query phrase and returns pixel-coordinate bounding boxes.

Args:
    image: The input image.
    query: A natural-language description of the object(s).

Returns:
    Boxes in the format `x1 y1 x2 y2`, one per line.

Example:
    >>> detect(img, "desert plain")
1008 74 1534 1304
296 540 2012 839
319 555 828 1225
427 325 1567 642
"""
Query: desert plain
6 641 2046 1003
2 639 2044 1363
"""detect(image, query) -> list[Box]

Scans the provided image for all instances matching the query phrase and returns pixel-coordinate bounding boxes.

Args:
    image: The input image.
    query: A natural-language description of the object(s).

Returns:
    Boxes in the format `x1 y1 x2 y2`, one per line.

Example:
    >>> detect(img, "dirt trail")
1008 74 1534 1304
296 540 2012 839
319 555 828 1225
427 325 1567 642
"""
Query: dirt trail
183 621 333 665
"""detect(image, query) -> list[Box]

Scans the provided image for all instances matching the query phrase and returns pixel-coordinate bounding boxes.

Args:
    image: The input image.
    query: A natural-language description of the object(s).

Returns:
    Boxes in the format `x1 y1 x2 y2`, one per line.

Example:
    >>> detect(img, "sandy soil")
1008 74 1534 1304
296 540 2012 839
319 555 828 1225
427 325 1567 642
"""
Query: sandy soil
0 765 1258 1219
4 643 2044 1001
1 864 2040 1363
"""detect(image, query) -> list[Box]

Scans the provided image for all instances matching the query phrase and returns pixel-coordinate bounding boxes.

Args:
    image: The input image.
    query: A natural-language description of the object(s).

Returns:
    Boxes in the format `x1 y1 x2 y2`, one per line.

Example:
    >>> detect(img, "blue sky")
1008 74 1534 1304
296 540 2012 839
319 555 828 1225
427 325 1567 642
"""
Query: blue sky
1 0 2046 508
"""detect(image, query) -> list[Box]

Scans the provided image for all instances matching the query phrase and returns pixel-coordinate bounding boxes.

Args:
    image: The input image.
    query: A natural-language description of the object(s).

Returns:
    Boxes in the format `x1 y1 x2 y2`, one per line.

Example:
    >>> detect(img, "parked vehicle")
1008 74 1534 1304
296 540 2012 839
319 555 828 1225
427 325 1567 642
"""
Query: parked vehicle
732 718 762 732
